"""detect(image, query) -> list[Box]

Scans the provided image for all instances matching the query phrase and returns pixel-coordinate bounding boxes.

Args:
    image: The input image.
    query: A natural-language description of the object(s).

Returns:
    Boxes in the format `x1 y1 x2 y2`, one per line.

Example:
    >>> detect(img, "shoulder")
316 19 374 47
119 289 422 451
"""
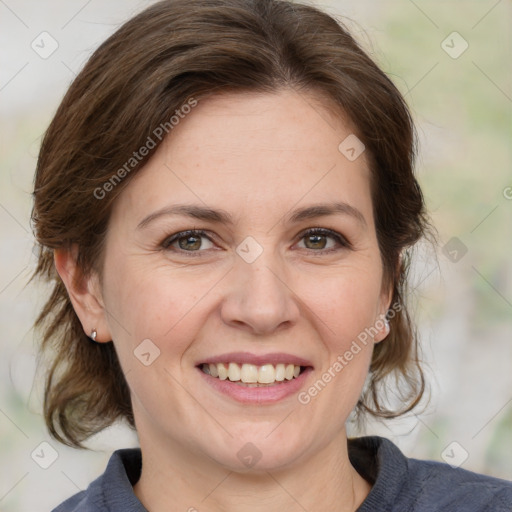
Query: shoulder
51 448 144 512
405 456 512 510
51 479 104 512
349 436 512 512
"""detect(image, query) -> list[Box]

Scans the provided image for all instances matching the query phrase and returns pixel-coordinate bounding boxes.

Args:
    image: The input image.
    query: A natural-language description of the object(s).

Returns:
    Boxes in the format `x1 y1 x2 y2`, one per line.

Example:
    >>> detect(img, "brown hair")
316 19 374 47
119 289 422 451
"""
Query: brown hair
31 0 436 448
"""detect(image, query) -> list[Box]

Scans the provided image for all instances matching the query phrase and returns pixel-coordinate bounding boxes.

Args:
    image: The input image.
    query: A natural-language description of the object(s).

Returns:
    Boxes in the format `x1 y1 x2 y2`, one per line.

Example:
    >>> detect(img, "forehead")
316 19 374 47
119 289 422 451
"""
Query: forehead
111 90 373 228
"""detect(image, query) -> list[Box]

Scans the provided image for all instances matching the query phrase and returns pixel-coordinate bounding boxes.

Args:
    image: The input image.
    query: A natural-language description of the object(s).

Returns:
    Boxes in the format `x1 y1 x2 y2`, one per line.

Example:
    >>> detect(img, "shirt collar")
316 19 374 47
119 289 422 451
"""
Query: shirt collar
99 436 407 510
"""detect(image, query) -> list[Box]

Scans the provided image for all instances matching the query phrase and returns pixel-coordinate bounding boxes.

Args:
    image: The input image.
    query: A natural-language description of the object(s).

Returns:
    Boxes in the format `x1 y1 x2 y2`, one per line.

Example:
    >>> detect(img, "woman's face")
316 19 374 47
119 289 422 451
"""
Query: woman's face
96 90 391 471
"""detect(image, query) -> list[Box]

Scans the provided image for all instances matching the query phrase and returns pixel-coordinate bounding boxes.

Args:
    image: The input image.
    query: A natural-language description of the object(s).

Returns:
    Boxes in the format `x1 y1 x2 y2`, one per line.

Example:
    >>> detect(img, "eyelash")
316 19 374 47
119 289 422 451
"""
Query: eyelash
160 228 352 257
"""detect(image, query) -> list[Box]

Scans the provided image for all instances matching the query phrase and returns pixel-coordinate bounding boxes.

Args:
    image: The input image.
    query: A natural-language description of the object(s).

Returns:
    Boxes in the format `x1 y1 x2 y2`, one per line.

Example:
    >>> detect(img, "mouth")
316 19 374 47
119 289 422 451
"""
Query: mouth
199 362 307 387
195 352 314 403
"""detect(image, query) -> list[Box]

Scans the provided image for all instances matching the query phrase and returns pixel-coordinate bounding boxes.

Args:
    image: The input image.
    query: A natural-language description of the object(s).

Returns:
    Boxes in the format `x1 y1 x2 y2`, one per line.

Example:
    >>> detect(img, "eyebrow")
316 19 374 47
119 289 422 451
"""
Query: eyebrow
136 201 367 230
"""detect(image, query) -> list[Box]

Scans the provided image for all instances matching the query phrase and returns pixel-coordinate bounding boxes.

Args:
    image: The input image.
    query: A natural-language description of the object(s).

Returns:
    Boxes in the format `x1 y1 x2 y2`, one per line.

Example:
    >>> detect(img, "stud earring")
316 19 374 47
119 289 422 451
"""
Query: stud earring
90 329 97 341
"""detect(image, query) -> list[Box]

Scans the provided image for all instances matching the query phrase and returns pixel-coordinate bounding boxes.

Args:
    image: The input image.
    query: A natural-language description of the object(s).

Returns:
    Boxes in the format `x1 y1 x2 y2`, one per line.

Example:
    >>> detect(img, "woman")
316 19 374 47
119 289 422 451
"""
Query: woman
31 0 512 510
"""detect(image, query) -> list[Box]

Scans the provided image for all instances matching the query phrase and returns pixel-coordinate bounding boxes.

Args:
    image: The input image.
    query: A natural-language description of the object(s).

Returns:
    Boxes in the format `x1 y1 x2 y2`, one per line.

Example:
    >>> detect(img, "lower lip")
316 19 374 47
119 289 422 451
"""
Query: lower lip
197 367 313 404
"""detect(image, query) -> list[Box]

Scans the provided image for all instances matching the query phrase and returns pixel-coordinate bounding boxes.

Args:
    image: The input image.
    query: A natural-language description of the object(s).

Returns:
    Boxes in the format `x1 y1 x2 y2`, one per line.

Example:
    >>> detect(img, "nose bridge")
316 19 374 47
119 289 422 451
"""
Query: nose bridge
220 237 299 334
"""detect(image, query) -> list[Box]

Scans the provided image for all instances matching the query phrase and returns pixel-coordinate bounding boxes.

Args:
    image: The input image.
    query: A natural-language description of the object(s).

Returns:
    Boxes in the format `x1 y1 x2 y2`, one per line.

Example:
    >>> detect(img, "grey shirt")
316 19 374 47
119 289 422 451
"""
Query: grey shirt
52 436 512 511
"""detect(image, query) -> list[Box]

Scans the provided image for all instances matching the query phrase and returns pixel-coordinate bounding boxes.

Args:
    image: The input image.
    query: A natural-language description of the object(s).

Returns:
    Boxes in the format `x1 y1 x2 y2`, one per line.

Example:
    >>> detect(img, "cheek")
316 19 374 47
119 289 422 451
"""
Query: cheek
102 256 213 355
291 270 380 444
295 264 383 344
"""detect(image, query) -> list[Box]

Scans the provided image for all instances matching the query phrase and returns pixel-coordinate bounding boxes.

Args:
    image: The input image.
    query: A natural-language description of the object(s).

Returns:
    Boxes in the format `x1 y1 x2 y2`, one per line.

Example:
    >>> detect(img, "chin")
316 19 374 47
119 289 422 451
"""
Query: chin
205 430 308 474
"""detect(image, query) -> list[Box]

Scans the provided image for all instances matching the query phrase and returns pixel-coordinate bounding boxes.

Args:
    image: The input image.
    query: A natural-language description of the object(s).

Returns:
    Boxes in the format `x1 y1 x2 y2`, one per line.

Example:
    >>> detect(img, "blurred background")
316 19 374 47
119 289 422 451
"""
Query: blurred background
0 0 511 510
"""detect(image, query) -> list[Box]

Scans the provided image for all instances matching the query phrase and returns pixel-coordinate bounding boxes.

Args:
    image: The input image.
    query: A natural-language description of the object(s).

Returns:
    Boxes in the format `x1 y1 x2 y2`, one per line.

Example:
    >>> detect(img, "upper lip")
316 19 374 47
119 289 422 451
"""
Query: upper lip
197 352 313 368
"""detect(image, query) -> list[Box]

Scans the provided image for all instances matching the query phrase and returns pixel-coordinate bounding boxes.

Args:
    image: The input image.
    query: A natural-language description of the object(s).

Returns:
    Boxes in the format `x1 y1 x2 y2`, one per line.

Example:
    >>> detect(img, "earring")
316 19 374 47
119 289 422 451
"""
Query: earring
90 329 97 341
384 319 390 334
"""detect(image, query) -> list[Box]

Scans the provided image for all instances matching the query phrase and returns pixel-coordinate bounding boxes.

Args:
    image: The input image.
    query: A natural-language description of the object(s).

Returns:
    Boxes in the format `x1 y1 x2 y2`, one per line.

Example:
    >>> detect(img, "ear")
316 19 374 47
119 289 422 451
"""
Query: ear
373 280 394 344
54 245 111 343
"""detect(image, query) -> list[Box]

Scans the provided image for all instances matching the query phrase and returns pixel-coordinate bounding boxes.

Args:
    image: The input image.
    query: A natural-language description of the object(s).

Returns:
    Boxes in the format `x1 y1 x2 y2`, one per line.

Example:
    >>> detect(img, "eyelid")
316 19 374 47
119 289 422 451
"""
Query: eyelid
298 227 353 251
160 227 352 255
161 229 214 251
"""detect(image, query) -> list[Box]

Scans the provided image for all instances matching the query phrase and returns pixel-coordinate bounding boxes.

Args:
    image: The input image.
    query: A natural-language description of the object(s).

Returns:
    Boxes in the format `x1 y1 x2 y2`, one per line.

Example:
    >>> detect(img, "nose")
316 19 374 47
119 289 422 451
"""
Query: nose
220 248 300 336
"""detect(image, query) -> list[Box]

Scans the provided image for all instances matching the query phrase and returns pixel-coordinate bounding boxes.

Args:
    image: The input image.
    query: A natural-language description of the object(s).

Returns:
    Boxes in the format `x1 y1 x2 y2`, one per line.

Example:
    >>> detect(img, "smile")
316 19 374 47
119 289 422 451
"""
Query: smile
196 352 314 403
200 362 304 386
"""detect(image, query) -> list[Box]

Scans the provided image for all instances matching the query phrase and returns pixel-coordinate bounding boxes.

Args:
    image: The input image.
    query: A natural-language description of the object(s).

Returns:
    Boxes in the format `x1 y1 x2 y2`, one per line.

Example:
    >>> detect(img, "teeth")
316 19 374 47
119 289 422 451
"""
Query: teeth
201 362 304 384
258 364 275 384
240 364 258 383
217 364 228 381
228 362 241 381
209 363 218 378
275 364 285 381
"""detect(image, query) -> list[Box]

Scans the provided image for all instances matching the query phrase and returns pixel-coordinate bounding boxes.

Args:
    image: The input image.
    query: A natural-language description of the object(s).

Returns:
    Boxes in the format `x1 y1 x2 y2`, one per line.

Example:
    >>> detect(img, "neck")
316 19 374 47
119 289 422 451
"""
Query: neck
133 428 371 512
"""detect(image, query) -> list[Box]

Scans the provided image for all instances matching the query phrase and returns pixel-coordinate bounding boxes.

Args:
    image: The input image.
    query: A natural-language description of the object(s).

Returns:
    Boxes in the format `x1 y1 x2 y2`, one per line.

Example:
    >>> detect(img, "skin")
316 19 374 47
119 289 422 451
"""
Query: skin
56 89 392 511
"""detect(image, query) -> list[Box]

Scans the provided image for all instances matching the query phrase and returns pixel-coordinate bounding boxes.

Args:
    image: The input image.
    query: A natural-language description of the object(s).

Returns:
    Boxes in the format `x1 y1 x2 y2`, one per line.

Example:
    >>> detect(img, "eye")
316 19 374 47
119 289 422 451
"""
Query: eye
161 227 352 257
296 228 352 253
161 229 214 255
